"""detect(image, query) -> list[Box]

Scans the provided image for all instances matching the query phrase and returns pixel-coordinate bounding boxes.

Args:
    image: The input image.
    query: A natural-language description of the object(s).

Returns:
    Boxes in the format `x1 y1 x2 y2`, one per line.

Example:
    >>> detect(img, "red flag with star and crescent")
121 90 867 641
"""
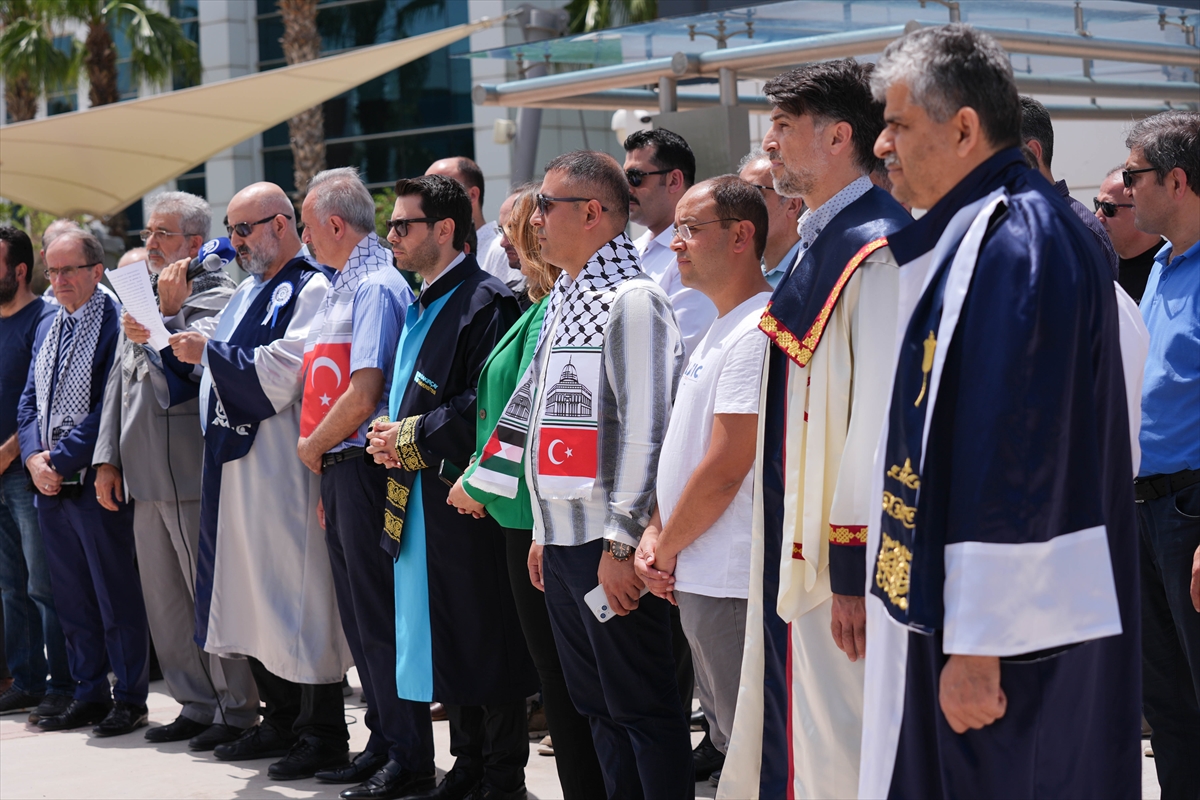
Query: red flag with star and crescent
300 342 352 437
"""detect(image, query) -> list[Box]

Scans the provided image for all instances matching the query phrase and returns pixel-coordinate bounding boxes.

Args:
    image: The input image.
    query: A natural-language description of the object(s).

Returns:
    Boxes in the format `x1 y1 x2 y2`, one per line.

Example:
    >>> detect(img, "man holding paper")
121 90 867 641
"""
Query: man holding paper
17 228 151 737
94 192 255 751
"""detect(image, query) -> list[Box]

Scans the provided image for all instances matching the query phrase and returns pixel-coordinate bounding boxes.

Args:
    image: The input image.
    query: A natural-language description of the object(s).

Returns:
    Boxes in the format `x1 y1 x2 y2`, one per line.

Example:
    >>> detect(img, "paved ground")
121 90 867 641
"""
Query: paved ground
0 671 1158 799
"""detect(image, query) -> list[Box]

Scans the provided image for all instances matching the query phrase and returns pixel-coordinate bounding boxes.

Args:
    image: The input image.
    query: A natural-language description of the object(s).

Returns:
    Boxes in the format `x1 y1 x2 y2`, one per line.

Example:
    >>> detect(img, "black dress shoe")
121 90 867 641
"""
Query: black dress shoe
145 714 210 743
399 766 481 800
36 699 113 731
463 783 527 800
0 686 44 715
341 760 436 799
28 693 73 725
268 734 350 781
189 723 243 751
213 724 294 761
317 749 389 783
692 732 725 782
93 701 149 737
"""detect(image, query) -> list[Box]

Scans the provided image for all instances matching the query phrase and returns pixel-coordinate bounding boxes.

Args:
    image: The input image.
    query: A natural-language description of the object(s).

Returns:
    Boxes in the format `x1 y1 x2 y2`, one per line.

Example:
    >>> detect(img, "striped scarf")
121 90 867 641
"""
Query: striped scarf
33 287 106 453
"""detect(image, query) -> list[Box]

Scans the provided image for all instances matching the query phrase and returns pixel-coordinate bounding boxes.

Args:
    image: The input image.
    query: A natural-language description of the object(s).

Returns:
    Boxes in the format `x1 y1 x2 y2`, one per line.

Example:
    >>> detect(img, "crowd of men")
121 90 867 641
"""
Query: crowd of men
0 23 1197 800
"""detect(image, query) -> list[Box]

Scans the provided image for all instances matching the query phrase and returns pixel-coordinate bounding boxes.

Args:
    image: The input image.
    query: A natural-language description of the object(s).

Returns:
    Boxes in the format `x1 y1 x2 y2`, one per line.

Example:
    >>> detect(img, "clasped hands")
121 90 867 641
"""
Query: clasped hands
365 420 400 469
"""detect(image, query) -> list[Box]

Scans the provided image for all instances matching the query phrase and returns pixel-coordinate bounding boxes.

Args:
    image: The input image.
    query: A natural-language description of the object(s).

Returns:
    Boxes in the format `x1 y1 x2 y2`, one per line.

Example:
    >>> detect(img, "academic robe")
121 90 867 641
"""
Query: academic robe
859 149 1140 799
720 186 911 800
160 255 353 685
381 254 537 706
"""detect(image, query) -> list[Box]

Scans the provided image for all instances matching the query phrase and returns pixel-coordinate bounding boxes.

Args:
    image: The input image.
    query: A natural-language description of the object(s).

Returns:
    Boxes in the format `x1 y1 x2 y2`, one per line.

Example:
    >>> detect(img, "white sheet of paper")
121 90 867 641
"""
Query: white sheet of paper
105 260 172 351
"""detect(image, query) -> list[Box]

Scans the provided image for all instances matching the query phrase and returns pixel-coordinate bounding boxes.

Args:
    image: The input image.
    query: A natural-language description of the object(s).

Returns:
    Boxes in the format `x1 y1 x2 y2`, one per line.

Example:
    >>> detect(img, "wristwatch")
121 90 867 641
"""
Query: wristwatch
603 539 633 562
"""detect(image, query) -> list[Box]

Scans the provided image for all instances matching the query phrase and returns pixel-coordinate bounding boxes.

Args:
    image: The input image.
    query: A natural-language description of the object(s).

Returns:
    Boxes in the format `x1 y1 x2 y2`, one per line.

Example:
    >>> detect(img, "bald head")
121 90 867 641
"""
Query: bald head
225 182 300 280
426 157 485 227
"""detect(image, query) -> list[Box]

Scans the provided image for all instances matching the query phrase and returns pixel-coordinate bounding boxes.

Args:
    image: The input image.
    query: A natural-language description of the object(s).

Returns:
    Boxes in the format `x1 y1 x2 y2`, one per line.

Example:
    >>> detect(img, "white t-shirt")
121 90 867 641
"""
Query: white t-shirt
657 291 771 598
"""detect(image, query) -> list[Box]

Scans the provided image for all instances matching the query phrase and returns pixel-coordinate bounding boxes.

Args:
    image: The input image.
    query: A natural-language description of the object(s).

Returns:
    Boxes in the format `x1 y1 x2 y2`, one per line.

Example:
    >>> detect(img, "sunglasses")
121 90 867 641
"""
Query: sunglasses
748 183 776 194
224 213 290 238
536 195 609 215
625 168 672 187
1093 198 1134 218
1121 167 1156 188
385 217 440 238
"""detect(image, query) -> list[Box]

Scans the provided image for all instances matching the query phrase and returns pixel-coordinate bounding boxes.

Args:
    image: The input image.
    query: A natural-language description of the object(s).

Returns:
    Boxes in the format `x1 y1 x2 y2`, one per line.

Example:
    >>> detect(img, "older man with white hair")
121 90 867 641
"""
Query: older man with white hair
859 25 1140 798
94 192 254 751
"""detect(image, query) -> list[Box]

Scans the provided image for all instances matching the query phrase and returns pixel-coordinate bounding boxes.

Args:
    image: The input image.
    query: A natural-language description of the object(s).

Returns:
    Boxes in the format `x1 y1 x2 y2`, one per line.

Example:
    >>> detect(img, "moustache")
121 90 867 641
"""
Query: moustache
883 154 900 168
147 248 164 259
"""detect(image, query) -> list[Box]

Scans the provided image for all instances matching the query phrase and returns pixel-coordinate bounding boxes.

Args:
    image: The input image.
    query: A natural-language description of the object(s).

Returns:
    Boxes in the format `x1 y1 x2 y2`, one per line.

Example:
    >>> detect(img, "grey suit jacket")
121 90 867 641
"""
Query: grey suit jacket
94 285 234 503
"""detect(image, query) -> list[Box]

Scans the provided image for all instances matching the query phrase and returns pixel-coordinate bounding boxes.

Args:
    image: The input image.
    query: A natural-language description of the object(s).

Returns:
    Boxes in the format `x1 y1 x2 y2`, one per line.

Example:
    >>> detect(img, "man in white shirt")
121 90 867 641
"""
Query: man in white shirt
623 129 717 357
424 156 520 287
634 175 772 784
738 150 804 289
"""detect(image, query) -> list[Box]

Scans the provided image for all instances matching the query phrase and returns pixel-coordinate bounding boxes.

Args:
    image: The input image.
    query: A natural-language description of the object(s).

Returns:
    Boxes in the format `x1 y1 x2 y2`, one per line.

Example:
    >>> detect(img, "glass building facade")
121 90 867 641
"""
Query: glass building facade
257 0 475 191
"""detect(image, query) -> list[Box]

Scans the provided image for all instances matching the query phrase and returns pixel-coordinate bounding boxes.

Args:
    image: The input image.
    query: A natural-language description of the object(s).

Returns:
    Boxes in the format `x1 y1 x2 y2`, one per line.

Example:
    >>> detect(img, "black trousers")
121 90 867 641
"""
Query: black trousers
446 700 528 792
543 540 694 800
248 657 347 746
1139 482 1200 800
323 457 435 771
504 530 605 800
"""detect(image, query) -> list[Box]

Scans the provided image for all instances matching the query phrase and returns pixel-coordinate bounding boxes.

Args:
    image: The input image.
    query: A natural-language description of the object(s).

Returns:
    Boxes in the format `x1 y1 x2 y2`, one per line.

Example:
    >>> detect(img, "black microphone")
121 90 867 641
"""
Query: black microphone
185 237 236 280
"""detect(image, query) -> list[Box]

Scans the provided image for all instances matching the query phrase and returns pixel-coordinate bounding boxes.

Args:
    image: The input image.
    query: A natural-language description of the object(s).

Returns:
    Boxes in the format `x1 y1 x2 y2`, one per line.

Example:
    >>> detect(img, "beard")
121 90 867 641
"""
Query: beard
240 233 281 276
770 159 816 199
399 232 442 276
0 267 18 305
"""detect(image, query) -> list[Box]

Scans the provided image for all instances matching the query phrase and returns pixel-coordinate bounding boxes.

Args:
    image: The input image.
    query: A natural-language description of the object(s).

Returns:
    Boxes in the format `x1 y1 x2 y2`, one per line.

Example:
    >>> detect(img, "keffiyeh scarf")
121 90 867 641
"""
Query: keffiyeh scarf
34 287 107 453
472 234 642 499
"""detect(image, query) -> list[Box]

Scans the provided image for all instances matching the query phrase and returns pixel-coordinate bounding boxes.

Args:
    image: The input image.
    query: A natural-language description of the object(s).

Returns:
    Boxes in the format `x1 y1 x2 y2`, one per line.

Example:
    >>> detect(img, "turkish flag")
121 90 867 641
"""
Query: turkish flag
538 427 597 478
300 342 352 437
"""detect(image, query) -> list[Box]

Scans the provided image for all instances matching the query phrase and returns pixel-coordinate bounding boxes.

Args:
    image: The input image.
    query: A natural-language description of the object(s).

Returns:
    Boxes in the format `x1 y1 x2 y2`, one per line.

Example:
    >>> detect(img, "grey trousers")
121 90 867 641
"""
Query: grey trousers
675 591 747 754
133 499 258 727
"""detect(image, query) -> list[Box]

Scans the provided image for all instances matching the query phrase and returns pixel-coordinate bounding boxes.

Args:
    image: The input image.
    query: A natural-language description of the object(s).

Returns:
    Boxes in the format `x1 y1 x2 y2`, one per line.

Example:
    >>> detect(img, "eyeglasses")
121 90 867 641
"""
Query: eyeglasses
748 183 776 194
536 194 609 215
138 228 187 243
1093 198 1134 218
672 218 742 241
1121 167 1156 188
224 214 290 238
625 168 673 187
44 262 100 281
385 217 440 238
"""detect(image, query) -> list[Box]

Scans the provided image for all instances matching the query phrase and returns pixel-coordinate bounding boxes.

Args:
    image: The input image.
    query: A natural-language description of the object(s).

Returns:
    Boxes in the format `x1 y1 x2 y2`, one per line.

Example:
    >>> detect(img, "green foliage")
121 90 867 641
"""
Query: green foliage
0 1 80 101
564 0 657 34
104 1 200 88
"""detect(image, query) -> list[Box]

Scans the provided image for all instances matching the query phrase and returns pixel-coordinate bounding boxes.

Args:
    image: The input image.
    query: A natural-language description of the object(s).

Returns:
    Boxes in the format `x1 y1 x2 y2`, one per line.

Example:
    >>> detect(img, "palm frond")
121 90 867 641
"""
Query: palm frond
103 0 198 88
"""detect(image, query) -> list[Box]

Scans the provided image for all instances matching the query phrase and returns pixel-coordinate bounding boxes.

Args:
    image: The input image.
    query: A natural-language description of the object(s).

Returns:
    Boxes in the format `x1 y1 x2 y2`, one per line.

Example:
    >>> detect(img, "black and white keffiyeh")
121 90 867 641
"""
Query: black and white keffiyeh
538 234 643 351
34 286 107 451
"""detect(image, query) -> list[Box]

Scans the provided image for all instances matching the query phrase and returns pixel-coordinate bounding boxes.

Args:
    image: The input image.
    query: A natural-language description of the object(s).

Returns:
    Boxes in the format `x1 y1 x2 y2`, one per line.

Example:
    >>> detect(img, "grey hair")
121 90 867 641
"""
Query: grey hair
737 147 770 172
49 228 105 266
147 191 211 237
41 218 83 250
307 167 376 233
871 24 1021 150
1125 111 1200 196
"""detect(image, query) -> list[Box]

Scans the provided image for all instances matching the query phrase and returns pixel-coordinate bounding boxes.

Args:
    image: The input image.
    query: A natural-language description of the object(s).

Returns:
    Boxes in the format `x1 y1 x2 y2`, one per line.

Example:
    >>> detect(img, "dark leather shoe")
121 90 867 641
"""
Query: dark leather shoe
213 724 294 761
28 693 72 724
341 760 436 799
0 686 44 715
37 699 112 731
145 714 210 743
93 701 149 737
189 723 243 751
463 783 527 800
692 732 725 782
317 749 389 783
268 734 350 781
399 766 480 800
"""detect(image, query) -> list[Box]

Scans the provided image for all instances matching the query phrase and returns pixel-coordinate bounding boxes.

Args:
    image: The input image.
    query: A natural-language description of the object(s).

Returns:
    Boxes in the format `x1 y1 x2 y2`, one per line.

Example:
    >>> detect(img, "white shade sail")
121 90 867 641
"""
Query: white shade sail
0 17 499 217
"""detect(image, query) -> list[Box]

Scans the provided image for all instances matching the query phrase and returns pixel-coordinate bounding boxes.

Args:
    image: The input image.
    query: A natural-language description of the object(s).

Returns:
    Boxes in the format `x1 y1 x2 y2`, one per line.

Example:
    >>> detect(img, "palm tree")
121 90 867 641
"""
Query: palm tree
278 0 324 200
564 0 657 34
0 0 75 121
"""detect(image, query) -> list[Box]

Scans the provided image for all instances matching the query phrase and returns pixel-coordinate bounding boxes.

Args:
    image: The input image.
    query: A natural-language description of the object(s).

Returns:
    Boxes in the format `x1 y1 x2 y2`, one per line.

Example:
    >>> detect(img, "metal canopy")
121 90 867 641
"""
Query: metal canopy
0 16 502 217
470 0 1199 119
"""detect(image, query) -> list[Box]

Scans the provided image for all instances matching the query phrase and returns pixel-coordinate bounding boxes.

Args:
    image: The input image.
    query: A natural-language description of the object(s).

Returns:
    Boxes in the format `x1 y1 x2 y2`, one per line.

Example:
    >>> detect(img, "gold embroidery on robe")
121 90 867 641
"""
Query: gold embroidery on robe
386 477 410 509
383 509 404 543
875 532 912 610
394 415 429 472
829 524 868 545
791 542 804 560
914 330 936 407
882 490 917 530
886 458 921 490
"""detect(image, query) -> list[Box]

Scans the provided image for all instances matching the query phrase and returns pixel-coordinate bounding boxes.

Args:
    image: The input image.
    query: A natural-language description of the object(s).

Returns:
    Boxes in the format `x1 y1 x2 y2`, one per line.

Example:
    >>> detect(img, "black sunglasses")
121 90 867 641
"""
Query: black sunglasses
748 183 776 194
1121 167 1156 188
625 168 673 188
224 213 290 238
1093 198 1134 218
385 217 440 238
536 194 608 215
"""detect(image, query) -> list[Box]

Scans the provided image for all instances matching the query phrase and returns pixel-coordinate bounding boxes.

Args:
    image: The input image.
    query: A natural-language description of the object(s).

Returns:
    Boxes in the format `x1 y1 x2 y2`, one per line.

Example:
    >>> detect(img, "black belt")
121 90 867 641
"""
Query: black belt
321 447 365 468
1134 468 1200 503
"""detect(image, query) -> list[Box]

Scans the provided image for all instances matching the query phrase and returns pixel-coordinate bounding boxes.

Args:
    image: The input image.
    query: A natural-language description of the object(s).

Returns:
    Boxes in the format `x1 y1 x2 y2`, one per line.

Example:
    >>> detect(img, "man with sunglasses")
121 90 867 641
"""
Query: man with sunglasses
738 149 804 288
127 182 353 779
1094 167 1164 303
623 128 717 358
1019 96 1119 279
17 229 152 736
1122 110 1200 798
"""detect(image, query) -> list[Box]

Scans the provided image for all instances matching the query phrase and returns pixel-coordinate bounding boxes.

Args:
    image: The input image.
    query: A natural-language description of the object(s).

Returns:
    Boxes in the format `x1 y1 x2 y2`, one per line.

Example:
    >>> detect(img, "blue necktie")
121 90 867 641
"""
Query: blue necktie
59 317 76 356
